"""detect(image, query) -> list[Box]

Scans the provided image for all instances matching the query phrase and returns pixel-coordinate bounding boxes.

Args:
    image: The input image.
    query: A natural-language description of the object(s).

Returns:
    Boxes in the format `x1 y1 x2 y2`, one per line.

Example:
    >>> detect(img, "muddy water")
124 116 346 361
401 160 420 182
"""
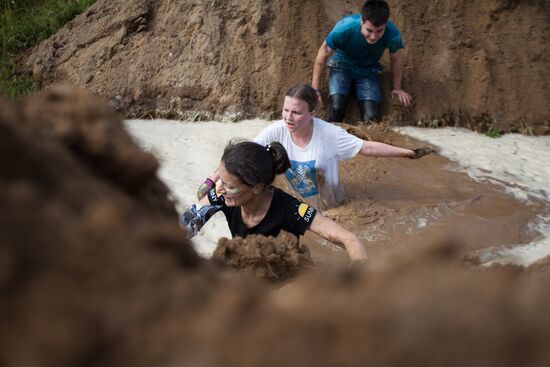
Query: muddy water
296 124 542 265
125 120 545 266
397 126 550 266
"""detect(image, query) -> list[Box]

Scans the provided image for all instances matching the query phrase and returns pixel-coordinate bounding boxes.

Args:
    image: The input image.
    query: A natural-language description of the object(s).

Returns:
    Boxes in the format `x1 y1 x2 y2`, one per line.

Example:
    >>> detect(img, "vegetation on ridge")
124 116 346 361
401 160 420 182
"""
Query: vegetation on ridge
1 0 96 98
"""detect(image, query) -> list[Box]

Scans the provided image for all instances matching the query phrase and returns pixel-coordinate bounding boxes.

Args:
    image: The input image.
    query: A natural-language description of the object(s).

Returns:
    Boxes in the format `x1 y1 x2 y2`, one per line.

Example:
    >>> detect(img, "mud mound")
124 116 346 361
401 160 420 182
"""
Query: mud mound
213 231 313 281
20 0 550 132
2 87 550 366
391 0 550 133
0 87 204 366
20 0 325 121
20 85 176 215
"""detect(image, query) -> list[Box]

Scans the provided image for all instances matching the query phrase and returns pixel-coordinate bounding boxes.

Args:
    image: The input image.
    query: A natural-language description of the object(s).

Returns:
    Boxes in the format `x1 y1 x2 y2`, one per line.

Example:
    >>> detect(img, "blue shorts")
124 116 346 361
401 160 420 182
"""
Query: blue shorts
328 67 381 103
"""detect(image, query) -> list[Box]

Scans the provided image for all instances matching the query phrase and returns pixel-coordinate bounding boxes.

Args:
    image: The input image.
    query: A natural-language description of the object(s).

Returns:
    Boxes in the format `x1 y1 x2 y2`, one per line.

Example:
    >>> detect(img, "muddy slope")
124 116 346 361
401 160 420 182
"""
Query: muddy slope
20 0 325 121
3 87 550 366
20 0 550 132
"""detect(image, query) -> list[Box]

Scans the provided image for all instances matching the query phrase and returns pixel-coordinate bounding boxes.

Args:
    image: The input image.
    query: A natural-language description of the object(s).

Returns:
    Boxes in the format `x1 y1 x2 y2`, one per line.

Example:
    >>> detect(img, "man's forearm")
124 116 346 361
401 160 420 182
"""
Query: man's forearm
312 42 333 90
312 61 325 90
390 51 404 90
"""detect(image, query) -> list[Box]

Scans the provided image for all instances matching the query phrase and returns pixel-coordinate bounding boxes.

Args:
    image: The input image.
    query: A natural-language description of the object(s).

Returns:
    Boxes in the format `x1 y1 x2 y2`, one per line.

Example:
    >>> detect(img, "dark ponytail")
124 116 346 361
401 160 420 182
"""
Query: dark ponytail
266 141 291 175
221 140 290 187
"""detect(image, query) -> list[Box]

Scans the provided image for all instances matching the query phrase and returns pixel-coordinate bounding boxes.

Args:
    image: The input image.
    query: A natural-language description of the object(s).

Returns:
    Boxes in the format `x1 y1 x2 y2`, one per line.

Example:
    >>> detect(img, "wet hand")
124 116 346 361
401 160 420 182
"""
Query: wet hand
315 88 323 108
391 89 412 107
409 147 436 159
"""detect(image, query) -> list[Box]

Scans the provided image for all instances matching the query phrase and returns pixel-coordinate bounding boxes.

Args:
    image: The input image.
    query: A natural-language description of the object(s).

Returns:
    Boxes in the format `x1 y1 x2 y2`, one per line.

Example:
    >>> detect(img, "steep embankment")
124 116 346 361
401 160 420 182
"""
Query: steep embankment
20 0 550 132
2 86 550 367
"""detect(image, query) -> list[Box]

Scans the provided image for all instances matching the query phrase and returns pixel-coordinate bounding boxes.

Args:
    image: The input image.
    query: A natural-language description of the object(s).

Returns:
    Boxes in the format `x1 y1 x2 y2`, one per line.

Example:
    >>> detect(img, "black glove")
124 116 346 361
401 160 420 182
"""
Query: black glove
409 147 436 159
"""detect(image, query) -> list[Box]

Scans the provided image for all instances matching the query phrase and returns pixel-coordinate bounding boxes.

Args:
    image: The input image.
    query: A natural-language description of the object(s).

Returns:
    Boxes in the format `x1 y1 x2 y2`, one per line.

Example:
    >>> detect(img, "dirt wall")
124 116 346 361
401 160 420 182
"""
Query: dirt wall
2 86 550 366
20 0 550 132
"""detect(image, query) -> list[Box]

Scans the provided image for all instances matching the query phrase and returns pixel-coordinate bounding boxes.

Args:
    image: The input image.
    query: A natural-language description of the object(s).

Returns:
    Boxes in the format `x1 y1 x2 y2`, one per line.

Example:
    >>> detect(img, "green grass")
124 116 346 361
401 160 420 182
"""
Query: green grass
1 0 96 98
529 0 550 11
485 126 502 139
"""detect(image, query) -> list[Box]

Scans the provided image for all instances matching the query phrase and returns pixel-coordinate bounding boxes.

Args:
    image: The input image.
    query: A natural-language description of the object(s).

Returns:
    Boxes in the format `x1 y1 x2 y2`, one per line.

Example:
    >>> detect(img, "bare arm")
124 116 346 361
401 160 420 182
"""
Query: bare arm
389 50 412 106
312 42 334 106
308 213 368 262
360 140 414 158
197 168 220 200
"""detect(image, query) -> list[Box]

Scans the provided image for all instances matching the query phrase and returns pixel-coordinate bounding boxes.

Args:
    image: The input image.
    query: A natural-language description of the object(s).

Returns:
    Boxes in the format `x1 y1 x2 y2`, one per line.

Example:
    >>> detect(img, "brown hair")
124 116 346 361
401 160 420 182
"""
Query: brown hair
285 83 318 112
221 140 290 187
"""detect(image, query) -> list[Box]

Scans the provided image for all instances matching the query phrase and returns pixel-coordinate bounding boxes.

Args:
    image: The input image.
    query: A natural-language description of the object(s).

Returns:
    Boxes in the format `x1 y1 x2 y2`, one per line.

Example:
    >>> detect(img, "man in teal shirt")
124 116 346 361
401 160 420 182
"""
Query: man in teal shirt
312 0 412 123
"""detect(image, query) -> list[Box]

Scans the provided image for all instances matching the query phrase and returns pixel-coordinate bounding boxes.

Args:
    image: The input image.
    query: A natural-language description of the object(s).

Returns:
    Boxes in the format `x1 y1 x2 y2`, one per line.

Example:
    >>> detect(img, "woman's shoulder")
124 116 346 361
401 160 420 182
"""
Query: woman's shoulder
271 187 299 206
313 117 346 135
271 188 317 227
261 120 287 135
254 120 287 144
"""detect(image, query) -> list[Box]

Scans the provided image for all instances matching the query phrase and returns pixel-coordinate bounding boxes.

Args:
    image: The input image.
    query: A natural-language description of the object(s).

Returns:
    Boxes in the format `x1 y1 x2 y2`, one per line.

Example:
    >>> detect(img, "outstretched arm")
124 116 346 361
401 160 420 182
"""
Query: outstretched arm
390 50 412 106
312 41 334 107
359 140 435 159
360 140 414 158
308 213 368 262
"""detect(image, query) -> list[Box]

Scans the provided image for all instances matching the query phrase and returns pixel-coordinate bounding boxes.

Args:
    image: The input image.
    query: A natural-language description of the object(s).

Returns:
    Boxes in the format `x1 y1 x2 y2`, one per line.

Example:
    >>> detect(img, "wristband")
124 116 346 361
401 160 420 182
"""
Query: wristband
314 88 321 93
204 178 215 188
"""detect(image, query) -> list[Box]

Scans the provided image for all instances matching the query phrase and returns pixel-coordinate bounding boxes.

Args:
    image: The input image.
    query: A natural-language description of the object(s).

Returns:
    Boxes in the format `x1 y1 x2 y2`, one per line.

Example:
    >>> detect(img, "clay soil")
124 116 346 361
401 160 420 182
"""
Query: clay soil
19 0 550 133
2 85 550 367
3 0 550 365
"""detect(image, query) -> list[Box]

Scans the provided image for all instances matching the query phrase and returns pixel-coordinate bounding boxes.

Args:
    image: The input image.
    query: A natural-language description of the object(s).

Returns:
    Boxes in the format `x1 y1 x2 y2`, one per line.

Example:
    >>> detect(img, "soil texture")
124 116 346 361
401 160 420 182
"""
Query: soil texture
2 87 550 366
19 0 550 133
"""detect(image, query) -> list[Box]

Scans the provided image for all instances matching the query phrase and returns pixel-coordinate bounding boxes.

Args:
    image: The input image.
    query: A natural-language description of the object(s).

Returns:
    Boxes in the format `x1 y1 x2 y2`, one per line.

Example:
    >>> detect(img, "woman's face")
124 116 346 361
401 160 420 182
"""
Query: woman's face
282 96 314 134
217 162 255 207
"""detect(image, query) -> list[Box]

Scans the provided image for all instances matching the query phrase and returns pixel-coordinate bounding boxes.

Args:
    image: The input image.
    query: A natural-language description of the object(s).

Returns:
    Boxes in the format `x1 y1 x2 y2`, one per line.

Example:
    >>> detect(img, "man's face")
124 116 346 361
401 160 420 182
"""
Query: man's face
360 20 386 44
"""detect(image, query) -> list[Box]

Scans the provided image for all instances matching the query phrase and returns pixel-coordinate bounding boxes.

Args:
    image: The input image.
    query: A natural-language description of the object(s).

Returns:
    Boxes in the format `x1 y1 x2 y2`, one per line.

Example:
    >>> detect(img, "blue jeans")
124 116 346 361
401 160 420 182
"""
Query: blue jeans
328 67 381 103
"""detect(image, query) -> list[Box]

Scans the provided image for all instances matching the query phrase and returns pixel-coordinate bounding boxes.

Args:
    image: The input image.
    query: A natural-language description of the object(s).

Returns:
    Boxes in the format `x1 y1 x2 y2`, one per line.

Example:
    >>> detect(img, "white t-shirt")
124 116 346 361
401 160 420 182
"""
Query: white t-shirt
254 118 363 210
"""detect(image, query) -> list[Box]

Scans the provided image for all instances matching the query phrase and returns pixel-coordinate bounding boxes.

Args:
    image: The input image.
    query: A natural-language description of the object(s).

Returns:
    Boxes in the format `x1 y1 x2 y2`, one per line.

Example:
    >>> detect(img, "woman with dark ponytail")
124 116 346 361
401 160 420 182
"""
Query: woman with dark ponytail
197 83 434 211
182 140 367 262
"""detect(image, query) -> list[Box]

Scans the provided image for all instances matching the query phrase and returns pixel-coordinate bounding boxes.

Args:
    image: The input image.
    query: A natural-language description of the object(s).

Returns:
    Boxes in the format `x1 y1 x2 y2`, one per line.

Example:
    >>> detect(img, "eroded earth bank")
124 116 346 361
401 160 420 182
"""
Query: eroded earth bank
20 0 550 133
4 0 550 364
2 86 550 367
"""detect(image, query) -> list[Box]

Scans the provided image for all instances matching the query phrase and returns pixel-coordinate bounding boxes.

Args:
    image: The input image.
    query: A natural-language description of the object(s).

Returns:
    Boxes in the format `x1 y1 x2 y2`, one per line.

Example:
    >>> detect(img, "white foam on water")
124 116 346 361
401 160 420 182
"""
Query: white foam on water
123 120 550 265
124 118 271 257
397 127 550 266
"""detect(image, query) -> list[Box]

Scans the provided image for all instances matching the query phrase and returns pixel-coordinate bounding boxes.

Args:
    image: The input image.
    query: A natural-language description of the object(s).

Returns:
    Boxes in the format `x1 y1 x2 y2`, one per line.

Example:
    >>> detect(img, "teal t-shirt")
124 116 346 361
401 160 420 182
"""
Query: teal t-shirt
325 14 404 76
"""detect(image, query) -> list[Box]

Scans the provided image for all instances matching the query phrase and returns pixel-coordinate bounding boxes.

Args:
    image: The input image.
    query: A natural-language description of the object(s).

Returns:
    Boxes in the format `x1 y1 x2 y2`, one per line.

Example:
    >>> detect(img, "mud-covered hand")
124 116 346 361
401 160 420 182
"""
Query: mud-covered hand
196 178 215 200
391 89 412 107
409 147 436 159
314 88 324 108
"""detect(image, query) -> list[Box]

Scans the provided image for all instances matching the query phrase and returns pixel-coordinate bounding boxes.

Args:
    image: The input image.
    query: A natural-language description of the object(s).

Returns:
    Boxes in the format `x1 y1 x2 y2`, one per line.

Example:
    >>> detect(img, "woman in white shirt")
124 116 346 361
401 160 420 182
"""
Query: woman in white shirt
198 83 433 210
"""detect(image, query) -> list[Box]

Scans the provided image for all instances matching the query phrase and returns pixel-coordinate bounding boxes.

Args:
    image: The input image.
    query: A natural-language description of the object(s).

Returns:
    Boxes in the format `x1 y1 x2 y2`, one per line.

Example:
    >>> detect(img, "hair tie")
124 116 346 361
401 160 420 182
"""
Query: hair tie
265 143 276 158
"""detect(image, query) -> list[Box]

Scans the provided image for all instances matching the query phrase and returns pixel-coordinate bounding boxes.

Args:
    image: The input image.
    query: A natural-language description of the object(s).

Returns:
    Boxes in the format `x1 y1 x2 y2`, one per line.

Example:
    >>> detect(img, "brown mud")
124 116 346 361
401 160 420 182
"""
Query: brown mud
213 231 313 281
4 0 550 362
19 0 550 133
279 122 540 265
2 88 550 366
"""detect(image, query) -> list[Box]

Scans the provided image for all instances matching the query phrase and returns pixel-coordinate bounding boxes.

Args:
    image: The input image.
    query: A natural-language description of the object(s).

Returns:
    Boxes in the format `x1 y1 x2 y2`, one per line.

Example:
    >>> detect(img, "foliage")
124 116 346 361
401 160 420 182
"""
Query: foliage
0 0 96 98
485 126 502 139
528 0 550 11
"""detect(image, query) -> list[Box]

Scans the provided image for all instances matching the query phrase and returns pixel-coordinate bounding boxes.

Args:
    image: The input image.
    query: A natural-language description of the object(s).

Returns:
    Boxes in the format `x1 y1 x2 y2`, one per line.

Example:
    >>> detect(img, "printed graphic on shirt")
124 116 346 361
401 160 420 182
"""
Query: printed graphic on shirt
285 160 318 198
296 203 315 223
208 187 224 206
